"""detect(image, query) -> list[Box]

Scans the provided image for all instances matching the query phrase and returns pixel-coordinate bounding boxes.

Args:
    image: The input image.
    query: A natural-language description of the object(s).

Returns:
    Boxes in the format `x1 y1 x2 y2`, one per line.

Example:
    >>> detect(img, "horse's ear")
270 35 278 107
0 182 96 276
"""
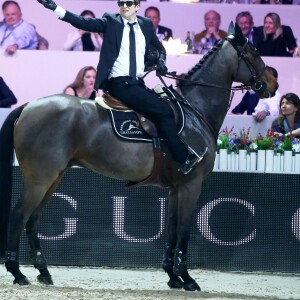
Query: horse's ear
227 21 235 37
234 22 247 46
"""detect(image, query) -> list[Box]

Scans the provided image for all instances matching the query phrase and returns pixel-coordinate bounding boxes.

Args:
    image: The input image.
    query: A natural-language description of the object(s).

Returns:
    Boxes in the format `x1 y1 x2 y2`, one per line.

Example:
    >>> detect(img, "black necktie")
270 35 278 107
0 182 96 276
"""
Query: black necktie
128 22 136 79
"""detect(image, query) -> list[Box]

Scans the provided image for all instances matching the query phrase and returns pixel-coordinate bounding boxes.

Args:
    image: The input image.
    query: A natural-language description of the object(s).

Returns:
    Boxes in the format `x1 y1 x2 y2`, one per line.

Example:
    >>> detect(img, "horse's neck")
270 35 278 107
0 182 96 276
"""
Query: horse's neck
182 52 235 135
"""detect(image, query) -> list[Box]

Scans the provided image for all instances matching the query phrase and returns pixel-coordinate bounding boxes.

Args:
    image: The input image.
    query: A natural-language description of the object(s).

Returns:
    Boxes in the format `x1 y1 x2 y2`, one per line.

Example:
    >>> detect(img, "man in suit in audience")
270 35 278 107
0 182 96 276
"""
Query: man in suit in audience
0 77 17 108
235 11 260 48
231 67 281 122
144 6 172 41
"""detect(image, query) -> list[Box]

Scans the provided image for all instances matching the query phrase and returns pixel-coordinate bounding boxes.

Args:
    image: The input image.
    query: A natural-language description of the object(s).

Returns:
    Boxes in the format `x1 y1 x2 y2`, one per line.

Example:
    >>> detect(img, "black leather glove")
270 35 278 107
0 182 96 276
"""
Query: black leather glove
37 0 57 11
156 58 168 76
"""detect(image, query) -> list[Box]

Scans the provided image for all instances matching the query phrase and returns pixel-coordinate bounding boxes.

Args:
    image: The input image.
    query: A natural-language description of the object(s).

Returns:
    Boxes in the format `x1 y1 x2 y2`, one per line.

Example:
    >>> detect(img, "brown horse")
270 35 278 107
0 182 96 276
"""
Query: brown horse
0 23 277 290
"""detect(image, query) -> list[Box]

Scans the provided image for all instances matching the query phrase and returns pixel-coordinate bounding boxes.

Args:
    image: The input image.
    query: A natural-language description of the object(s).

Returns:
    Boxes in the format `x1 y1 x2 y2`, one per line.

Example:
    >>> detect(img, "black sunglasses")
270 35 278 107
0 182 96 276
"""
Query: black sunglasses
117 1 135 7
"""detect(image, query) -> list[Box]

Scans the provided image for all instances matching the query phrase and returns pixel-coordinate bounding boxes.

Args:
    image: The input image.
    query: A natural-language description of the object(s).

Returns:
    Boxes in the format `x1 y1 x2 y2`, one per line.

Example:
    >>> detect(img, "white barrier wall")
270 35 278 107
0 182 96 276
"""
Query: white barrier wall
13 1 300 50
2 50 300 111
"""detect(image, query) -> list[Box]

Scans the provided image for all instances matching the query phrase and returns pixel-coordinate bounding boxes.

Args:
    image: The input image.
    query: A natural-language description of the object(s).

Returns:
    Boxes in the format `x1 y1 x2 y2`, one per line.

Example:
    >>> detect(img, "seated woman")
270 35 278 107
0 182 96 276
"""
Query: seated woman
64 66 98 99
272 93 300 137
256 12 297 57
63 10 102 51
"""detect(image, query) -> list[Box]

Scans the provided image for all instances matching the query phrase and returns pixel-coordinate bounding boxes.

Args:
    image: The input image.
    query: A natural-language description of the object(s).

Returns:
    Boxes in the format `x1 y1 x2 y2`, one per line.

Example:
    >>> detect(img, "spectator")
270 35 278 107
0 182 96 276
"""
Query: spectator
0 76 17 108
194 10 227 55
144 6 172 41
272 93 300 137
253 66 281 122
256 12 297 57
31 24 49 50
63 10 103 51
235 11 259 48
64 66 99 99
0 1 38 54
231 91 259 116
36 31 49 50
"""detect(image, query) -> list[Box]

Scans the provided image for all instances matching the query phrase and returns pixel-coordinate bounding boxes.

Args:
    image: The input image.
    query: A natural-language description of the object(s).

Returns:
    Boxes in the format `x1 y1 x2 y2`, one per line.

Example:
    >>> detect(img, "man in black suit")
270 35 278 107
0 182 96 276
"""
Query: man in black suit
235 11 259 48
37 0 206 174
0 77 17 108
144 6 172 41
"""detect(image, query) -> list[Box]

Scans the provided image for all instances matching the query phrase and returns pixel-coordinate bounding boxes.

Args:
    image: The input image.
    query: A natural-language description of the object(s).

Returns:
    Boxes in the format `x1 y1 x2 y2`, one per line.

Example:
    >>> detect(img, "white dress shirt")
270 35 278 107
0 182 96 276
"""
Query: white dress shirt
110 18 146 79
254 90 281 116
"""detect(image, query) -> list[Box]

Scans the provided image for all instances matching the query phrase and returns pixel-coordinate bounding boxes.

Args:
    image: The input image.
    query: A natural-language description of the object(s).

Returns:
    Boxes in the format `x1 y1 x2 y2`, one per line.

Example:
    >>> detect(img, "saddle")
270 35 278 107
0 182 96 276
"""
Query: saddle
95 85 183 188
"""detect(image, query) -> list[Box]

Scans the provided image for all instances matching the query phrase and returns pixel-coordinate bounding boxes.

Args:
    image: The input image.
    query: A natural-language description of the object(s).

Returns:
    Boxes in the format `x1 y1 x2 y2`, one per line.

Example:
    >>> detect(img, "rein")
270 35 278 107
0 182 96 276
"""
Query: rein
143 38 267 140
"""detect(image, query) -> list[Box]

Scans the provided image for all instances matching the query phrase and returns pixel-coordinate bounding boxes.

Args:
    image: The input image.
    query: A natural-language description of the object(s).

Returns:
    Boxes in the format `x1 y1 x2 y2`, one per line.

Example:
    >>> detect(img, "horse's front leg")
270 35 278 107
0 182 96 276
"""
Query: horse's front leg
173 181 202 291
162 188 183 289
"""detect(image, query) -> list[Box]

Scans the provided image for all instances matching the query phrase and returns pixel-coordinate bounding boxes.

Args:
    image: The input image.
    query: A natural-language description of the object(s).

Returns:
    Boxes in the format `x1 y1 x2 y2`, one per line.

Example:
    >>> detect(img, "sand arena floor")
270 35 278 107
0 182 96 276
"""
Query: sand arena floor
0 265 299 300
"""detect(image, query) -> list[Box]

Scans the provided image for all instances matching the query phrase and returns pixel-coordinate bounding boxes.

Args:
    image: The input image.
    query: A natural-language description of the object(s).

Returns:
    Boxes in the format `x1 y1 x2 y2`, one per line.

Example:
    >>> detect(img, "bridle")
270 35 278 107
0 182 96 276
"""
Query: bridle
147 37 269 141
158 38 268 95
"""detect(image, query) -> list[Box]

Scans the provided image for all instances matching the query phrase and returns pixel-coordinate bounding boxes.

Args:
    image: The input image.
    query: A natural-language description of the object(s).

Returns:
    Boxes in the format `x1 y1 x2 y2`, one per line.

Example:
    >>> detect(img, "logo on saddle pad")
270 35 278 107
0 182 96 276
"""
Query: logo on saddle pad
120 120 143 135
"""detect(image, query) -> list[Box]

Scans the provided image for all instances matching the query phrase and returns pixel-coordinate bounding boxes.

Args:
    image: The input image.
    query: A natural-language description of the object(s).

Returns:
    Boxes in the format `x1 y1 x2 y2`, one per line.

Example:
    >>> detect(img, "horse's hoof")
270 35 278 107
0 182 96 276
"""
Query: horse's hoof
37 274 53 285
167 277 183 289
183 280 201 291
13 277 30 285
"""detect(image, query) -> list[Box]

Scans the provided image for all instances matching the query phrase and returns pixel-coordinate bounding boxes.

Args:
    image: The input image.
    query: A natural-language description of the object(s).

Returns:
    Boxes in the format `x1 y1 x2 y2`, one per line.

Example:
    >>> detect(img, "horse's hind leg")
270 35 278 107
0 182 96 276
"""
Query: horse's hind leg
25 173 65 285
5 173 64 285
5 185 49 285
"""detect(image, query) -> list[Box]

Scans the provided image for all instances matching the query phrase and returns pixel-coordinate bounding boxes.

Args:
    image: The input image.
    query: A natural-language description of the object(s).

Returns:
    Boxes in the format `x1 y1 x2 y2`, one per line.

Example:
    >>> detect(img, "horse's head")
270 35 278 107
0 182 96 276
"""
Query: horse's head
227 22 278 98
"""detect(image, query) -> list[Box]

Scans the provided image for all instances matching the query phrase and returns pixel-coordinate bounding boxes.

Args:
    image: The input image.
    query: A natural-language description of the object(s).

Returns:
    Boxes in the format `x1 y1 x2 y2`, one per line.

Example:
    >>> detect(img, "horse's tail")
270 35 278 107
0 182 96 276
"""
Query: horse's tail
0 105 25 257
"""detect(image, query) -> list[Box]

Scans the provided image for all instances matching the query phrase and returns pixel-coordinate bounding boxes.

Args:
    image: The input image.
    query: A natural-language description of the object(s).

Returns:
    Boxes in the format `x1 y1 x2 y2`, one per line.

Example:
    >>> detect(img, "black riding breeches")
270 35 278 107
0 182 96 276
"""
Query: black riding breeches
106 77 188 164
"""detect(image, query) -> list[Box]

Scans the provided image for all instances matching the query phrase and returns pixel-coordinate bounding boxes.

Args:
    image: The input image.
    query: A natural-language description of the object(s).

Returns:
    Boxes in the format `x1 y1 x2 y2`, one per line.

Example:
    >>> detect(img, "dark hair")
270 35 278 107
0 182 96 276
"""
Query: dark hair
235 11 253 24
276 93 300 130
2 0 21 11
280 93 300 108
266 66 278 79
144 6 160 18
80 10 96 18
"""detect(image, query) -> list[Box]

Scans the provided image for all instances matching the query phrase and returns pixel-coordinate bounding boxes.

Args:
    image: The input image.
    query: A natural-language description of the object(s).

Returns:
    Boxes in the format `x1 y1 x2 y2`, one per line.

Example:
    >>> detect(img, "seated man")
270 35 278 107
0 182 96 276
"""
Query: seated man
144 6 172 41
235 11 260 48
231 66 280 121
231 90 259 115
0 76 18 108
194 10 227 55
253 67 281 122
0 1 38 55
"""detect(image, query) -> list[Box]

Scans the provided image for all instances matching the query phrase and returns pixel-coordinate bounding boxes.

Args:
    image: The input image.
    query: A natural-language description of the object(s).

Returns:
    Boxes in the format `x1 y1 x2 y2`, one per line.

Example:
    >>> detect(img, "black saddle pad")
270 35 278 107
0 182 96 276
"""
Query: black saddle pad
108 100 184 142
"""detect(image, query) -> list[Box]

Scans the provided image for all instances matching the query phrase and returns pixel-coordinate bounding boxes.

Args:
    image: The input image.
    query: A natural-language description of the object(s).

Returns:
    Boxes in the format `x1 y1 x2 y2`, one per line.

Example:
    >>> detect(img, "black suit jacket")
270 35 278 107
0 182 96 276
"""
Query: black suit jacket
157 25 173 40
0 77 17 108
62 12 166 89
231 91 259 115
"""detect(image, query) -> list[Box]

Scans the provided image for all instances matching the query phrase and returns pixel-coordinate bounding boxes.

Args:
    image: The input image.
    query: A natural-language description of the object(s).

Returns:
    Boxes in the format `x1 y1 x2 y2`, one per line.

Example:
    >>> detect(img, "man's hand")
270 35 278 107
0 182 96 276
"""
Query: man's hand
37 0 57 11
253 110 268 122
5 44 18 55
156 58 168 76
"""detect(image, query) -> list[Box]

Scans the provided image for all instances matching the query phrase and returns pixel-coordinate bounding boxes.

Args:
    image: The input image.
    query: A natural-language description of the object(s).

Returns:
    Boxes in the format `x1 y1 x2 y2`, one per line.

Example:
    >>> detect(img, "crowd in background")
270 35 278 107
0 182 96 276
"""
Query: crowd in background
1 0 299 134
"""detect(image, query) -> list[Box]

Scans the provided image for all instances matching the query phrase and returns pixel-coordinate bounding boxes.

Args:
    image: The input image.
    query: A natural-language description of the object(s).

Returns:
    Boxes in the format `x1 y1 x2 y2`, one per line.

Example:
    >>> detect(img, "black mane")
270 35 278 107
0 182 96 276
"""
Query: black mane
178 40 225 86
